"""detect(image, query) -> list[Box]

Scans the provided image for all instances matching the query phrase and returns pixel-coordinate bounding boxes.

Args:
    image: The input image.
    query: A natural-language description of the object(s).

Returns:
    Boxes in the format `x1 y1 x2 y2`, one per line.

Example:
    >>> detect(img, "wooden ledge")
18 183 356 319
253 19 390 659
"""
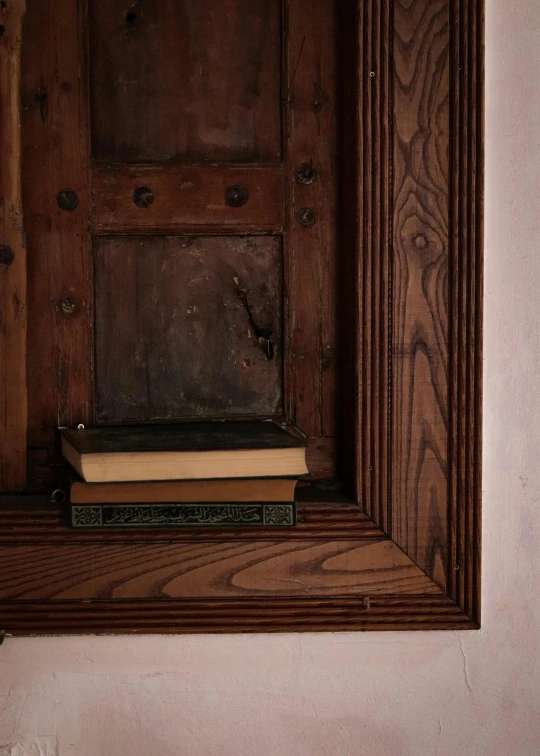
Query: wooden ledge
0 496 477 634
0 495 380 542
0 596 477 635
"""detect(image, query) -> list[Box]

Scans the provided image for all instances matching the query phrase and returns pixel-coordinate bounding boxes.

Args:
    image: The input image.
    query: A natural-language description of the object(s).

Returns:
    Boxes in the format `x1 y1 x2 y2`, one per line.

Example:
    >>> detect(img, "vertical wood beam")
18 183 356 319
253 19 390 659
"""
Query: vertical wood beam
22 0 93 464
284 0 337 445
0 0 27 490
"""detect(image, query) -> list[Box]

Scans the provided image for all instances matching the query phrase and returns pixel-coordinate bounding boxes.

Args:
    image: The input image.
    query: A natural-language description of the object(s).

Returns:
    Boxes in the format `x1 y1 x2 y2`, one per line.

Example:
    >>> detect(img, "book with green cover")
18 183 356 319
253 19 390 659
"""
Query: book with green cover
70 501 297 528
61 422 308 483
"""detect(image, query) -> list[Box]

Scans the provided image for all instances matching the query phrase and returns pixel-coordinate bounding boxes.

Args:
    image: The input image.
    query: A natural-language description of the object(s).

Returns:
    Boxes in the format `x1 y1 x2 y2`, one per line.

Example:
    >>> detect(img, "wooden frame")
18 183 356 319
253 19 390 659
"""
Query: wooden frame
0 0 483 634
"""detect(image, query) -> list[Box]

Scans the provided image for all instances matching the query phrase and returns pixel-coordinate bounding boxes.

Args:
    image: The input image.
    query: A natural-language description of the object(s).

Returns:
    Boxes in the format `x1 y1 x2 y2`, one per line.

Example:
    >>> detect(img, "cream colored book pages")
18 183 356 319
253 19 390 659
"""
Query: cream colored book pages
78 448 308 483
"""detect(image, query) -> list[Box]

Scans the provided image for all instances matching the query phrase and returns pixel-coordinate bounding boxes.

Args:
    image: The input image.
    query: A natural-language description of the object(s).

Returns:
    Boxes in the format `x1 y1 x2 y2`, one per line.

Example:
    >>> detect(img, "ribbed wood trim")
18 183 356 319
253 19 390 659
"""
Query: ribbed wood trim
1 595 476 635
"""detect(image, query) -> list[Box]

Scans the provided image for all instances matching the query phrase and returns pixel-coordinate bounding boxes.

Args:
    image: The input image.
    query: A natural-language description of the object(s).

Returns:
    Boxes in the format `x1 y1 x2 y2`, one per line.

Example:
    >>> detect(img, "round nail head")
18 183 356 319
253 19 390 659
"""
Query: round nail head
297 207 316 227
225 185 249 208
57 189 79 212
295 161 317 185
0 245 15 266
133 186 154 208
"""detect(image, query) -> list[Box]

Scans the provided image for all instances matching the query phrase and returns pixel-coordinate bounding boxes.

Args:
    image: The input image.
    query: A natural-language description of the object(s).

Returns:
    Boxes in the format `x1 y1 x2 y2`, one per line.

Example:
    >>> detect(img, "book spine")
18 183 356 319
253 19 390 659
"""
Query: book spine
70 502 296 528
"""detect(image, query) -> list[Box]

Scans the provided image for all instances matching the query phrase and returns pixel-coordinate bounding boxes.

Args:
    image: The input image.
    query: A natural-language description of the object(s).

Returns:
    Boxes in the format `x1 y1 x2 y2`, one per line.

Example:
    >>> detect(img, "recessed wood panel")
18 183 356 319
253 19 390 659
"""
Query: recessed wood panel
94 236 282 422
89 0 282 163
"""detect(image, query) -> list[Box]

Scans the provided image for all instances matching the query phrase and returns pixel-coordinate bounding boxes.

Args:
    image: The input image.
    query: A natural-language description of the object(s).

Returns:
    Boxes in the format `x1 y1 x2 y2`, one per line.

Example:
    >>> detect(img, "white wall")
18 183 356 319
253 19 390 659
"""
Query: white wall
1 1 539 754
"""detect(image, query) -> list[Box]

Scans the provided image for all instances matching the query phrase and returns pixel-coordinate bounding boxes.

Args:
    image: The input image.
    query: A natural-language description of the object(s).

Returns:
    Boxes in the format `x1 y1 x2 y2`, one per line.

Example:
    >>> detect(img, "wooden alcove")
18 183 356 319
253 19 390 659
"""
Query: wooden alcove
0 0 483 634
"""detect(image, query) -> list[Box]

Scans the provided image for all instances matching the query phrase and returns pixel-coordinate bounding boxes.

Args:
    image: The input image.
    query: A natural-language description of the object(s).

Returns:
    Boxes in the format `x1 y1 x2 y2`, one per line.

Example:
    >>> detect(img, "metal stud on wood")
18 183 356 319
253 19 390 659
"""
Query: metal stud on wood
57 188 79 211
225 185 249 208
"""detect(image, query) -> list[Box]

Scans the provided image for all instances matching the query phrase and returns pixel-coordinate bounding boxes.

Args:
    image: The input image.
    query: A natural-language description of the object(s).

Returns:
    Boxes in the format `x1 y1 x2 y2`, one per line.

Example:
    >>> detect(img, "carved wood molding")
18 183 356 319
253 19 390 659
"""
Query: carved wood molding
0 596 476 634
353 0 483 626
0 0 483 634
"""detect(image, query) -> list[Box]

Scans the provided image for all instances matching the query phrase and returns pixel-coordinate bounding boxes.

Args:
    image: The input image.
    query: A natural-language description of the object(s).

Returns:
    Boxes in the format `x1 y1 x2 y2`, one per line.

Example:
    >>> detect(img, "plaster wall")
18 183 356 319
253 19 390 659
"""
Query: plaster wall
1 1 539 754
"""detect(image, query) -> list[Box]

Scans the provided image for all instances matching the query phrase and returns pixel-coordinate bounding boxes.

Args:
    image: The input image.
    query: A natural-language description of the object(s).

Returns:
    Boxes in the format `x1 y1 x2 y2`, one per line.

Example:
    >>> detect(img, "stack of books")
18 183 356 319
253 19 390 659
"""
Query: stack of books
61 421 307 528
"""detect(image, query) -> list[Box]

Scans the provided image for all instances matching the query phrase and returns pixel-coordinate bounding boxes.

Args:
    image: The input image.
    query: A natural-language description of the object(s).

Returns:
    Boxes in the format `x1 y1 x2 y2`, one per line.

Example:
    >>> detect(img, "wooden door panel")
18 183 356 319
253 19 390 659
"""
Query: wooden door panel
20 0 340 486
94 235 282 422
89 0 282 163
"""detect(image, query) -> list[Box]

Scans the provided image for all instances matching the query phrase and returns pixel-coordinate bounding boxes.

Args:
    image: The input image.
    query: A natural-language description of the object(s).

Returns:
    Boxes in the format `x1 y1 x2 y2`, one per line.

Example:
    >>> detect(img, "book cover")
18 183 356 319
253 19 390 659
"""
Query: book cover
68 473 297 504
61 421 306 455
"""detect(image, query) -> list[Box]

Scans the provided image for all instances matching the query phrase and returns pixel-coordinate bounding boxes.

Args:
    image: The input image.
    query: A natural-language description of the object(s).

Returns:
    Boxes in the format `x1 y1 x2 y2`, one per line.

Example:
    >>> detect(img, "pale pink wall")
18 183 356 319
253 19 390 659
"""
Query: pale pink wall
1 1 539 754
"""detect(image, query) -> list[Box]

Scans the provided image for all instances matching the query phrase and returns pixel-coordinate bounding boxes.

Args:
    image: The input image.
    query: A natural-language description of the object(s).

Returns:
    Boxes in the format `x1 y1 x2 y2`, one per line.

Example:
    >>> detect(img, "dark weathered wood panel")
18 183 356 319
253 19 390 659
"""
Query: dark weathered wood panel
0 537 440 600
391 0 450 590
94 236 283 422
22 0 93 451
284 0 338 441
92 164 284 234
89 0 282 163
0 0 27 490
0 595 477 635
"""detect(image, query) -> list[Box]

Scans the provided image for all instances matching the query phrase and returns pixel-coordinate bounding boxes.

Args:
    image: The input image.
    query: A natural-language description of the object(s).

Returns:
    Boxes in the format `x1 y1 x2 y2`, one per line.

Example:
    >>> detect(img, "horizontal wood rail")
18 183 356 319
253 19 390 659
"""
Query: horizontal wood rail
92 164 285 234
0 596 476 634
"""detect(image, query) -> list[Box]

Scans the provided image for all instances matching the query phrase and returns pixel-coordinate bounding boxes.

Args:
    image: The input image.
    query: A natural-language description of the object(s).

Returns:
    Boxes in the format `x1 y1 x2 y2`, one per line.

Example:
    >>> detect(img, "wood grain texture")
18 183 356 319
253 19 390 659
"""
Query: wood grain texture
89 0 281 163
22 0 93 451
0 537 439 600
447 0 483 624
305 437 338 480
92 164 285 235
3 0 483 632
0 596 477 635
391 0 450 590
94 235 282 422
284 0 338 442
0 497 381 542
0 0 27 490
